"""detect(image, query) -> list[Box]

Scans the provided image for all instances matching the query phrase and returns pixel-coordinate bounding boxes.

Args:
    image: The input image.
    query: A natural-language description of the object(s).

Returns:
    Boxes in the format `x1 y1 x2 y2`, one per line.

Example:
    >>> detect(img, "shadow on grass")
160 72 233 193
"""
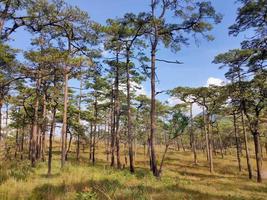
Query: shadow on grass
39 173 61 179
30 172 251 200
30 179 123 200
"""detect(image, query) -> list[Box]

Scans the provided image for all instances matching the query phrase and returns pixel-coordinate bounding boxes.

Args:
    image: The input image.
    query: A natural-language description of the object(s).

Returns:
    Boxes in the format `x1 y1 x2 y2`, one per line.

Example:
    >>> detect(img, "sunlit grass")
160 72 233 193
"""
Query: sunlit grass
0 144 267 200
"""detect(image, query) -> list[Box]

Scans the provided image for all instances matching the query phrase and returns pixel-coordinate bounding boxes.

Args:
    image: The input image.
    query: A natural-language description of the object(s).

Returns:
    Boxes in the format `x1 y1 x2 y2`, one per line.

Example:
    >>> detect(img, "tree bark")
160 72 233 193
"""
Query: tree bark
0 101 2 141
206 113 214 173
110 88 115 167
76 74 83 161
20 126 25 160
159 144 169 175
48 105 56 176
89 123 93 161
203 106 210 162
41 94 47 162
253 131 262 183
150 46 159 177
92 95 98 165
241 111 252 179
30 74 41 167
190 103 197 164
233 113 242 172
126 49 134 173
114 53 121 169
65 132 72 161
61 69 68 168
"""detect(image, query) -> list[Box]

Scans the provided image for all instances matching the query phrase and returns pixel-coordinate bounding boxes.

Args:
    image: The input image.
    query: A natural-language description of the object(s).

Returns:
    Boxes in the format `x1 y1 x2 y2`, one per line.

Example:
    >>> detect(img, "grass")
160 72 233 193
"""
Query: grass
0 144 267 200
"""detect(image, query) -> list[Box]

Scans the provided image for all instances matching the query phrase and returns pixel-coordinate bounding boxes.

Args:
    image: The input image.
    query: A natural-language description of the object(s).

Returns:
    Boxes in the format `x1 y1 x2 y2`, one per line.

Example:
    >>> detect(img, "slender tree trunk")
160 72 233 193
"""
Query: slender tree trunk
241 111 253 179
116 134 121 169
76 75 83 161
0 101 2 141
253 131 262 183
48 105 56 176
61 69 68 168
207 113 214 173
14 128 19 158
110 89 115 167
89 123 93 161
124 142 127 167
217 127 224 159
92 92 98 165
233 113 242 172
5 103 8 137
150 46 159 177
126 51 134 173
180 137 186 152
20 126 25 160
159 144 169 175
148 137 152 170
114 53 121 169
190 103 197 164
31 75 41 167
65 133 72 161
203 106 210 162
92 121 96 165
37 126 41 160
41 94 47 162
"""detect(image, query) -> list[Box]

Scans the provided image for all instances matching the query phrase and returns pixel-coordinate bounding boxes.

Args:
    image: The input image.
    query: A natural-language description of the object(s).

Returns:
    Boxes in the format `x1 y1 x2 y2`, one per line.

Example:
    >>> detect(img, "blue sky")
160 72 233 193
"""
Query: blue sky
10 0 247 102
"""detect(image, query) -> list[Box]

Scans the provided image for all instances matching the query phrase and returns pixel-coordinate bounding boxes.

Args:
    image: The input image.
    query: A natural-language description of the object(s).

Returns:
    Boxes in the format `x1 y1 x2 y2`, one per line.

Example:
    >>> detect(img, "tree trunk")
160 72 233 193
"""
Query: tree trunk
116 134 121 169
5 103 8 137
203 106 210 162
20 126 25 160
233 113 242 172
30 75 41 167
48 106 56 176
159 144 169 175
114 53 121 169
41 94 47 162
14 128 19 158
218 129 224 159
65 132 72 161
61 69 68 168
126 50 134 173
92 123 96 165
206 113 214 173
89 123 93 161
110 88 115 167
241 111 252 179
253 131 262 183
76 75 83 161
150 46 159 177
0 101 2 141
190 103 197 164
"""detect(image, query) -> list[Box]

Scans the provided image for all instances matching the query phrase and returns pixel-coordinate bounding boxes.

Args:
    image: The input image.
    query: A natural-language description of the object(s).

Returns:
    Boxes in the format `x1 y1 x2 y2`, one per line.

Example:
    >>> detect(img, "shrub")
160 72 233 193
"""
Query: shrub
76 191 98 200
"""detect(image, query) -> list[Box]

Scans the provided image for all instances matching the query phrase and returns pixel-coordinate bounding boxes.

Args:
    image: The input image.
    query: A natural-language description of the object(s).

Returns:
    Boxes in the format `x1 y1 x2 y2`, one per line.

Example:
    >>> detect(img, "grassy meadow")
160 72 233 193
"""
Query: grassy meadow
0 144 267 200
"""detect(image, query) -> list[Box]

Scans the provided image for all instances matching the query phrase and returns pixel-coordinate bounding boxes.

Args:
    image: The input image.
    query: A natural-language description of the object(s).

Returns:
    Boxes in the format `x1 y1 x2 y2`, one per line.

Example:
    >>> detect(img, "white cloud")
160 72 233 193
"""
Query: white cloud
167 97 183 106
167 97 202 116
192 103 202 116
206 77 225 87
119 82 147 96
133 82 147 96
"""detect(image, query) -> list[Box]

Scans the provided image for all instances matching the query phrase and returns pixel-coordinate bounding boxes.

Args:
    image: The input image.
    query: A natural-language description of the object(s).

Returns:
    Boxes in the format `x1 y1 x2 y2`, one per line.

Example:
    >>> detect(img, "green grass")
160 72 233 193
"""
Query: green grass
0 145 267 200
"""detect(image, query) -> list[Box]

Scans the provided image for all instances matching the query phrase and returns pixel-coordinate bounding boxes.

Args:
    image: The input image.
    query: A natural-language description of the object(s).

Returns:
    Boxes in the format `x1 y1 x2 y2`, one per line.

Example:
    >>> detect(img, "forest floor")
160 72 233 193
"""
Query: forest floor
0 145 267 200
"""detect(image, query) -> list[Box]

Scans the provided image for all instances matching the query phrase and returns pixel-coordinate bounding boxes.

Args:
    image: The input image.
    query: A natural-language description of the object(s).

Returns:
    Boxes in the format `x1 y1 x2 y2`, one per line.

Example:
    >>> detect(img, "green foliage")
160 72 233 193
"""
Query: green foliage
76 191 98 200
0 165 8 185
9 162 32 181
0 161 33 184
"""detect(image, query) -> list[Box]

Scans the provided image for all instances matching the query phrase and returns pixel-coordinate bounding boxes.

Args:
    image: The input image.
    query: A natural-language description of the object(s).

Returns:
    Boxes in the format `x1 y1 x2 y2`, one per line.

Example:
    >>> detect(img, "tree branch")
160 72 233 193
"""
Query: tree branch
156 59 183 64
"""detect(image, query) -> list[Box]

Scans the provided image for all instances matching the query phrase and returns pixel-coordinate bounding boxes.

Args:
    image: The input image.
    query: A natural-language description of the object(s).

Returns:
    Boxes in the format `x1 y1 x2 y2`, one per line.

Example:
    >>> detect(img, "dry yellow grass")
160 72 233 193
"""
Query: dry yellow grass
0 144 267 200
